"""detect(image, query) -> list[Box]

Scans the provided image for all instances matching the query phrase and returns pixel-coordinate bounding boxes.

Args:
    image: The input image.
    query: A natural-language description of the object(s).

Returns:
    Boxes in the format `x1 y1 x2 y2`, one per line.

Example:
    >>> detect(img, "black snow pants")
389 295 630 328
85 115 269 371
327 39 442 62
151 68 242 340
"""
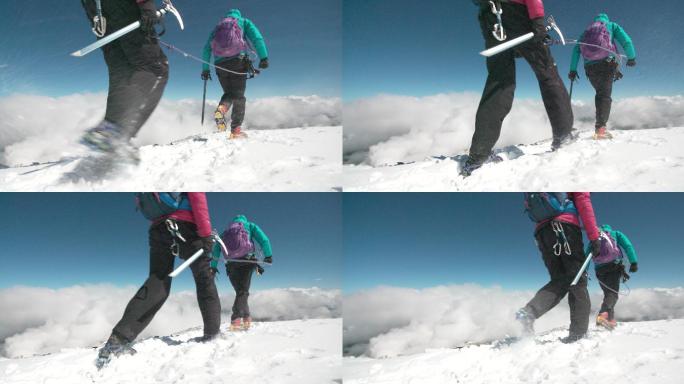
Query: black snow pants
596 262 623 320
523 221 591 336
112 220 221 342
470 3 573 162
216 57 249 129
585 60 619 129
81 0 169 139
226 261 256 320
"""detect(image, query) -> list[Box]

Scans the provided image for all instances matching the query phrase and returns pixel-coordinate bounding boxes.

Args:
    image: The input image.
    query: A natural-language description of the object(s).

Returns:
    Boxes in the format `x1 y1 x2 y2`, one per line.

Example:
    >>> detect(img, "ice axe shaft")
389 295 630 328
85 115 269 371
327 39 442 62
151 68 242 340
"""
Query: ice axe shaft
571 252 593 286
569 78 575 100
168 249 204 277
71 0 184 57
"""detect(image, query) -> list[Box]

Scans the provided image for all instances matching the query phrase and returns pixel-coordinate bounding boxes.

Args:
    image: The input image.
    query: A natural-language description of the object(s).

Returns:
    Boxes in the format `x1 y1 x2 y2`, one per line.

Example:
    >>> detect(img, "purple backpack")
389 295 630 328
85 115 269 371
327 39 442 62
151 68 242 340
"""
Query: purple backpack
211 17 248 57
580 21 616 61
593 230 623 265
221 222 253 259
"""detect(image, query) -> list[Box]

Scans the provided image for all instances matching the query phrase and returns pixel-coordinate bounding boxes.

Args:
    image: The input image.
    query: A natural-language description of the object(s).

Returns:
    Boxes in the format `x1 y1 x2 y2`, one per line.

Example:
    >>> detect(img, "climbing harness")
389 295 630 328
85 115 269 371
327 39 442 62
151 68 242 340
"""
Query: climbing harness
489 1 506 41
92 0 107 37
551 221 572 256
158 40 260 78
165 219 186 257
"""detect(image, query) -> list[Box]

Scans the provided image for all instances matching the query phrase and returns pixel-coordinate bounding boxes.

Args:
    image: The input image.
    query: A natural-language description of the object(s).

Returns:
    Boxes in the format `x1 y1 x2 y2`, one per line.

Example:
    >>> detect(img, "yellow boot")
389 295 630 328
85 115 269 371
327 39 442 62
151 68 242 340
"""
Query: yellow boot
214 104 228 132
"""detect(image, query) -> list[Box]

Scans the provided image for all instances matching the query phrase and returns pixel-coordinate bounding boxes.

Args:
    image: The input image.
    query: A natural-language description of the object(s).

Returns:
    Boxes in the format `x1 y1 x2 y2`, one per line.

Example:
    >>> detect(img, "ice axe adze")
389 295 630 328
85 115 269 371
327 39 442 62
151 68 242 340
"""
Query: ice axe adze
71 0 184 57
570 252 593 286
480 15 565 57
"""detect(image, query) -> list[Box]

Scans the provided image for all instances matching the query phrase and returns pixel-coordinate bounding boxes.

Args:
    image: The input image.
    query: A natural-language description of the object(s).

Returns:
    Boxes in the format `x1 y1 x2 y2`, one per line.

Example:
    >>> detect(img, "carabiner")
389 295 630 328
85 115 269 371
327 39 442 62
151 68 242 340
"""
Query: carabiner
489 1 507 41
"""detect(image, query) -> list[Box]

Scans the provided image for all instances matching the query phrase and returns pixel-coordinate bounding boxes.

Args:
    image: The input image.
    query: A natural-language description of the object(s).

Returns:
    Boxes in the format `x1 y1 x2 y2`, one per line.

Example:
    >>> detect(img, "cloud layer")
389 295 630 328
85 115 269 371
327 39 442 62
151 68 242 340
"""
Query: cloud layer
344 94 684 166
0 94 341 166
0 285 340 358
344 285 684 358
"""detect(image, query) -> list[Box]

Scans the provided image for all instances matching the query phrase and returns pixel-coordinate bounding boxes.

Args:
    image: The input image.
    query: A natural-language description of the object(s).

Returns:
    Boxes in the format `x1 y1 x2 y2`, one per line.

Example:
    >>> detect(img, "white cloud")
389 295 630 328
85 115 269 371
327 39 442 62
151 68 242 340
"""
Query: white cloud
344 94 684 166
0 285 340 358
0 94 340 166
343 285 684 358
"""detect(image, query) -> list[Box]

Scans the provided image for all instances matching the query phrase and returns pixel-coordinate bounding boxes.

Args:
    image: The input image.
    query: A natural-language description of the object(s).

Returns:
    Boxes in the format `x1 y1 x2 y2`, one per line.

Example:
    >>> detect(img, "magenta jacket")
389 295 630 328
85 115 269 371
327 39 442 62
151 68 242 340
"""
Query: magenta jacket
158 192 212 237
511 0 545 20
536 192 600 241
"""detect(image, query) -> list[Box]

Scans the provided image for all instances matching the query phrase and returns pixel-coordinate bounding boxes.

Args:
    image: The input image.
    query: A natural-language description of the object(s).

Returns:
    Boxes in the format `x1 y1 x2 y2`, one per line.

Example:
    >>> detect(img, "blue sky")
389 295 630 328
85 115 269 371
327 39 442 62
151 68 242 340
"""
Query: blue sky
0 193 341 292
344 193 684 293
0 0 341 99
344 0 683 100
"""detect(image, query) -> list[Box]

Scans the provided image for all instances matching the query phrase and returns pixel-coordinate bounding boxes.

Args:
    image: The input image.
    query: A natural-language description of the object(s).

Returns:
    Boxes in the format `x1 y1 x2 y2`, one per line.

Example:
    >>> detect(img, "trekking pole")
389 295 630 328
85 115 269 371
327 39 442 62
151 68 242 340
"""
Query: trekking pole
201 78 208 125
569 78 575 100
169 249 204 277
570 252 592 286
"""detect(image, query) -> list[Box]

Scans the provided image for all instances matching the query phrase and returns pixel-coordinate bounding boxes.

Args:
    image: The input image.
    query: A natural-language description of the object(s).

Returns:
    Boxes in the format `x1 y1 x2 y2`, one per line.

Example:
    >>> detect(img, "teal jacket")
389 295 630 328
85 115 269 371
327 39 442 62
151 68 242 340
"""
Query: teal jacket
211 214 272 269
570 13 636 72
202 9 268 71
585 224 638 269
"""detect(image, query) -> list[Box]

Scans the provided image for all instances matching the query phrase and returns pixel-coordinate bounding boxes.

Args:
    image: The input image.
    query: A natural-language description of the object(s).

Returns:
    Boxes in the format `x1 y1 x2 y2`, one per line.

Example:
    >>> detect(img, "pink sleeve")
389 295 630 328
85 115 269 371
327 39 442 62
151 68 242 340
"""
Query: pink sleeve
570 192 599 241
187 192 212 237
524 0 545 19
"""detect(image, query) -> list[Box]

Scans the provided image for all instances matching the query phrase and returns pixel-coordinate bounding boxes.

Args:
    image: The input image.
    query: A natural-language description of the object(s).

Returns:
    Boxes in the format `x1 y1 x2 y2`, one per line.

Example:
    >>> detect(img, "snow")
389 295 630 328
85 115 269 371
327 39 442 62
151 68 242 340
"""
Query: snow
343 127 684 191
0 318 342 384
344 319 684 384
0 126 341 191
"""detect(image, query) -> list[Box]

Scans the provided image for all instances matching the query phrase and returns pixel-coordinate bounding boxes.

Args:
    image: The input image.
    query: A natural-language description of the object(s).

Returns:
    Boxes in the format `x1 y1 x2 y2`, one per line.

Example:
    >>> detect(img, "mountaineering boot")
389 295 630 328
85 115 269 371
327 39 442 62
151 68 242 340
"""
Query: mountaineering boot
215 104 228 132
229 126 248 140
242 317 252 330
230 318 244 331
80 120 125 153
596 312 617 330
95 333 137 369
460 153 503 177
593 126 613 140
551 131 578 151
560 332 586 344
515 308 535 336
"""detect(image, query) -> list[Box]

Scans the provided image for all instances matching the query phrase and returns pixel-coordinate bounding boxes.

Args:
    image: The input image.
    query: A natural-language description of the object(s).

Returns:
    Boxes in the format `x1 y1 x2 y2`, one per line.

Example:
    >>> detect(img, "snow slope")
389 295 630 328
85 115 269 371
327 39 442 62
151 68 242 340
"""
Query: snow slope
343 127 684 191
0 126 341 191
345 319 684 384
0 318 342 384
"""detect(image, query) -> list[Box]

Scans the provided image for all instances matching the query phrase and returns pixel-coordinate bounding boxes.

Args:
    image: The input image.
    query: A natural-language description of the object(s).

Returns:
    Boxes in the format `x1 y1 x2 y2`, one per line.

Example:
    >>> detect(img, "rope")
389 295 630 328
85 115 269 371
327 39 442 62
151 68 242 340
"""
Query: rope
595 275 631 296
158 40 257 77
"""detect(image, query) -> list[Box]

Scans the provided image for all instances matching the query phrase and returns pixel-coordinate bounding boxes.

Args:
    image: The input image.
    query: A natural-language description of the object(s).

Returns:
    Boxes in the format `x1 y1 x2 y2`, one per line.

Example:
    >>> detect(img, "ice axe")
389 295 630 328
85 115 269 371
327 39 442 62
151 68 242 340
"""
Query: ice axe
480 15 565 57
570 252 593 286
71 0 184 57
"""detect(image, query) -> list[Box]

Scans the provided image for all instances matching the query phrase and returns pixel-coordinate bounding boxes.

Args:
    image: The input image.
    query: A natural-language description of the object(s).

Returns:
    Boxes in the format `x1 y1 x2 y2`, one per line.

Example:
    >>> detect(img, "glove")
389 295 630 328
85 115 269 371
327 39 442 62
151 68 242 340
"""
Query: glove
256 265 265 275
626 58 636 67
201 70 211 81
531 17 549 44
568 71 578 81
258 58 269 69
614 70 623 82
589 239 601 258
139 7 161 34
264 256 273 265
629 263 638 273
